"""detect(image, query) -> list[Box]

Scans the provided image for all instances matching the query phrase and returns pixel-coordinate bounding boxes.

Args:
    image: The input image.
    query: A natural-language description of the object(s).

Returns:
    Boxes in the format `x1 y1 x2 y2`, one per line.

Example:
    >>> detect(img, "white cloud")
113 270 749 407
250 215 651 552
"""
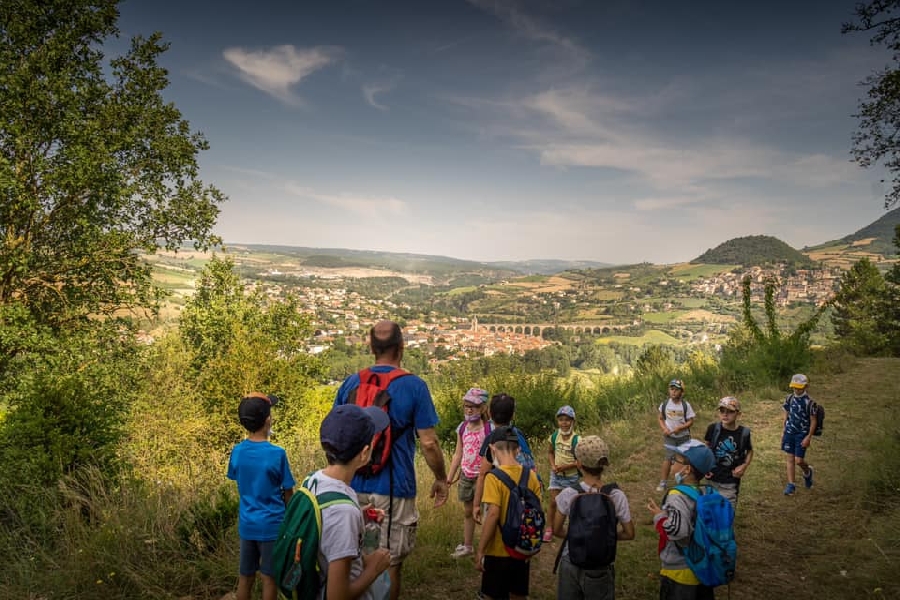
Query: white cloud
223 45 342 105
362 72 402 111
284 183 406 214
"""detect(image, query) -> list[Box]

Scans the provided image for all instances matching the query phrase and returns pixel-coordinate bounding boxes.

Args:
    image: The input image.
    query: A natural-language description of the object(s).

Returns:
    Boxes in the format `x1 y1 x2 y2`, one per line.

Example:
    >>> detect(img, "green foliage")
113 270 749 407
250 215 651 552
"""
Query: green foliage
831 257 893 355
720 276 825 388
0 0 223 355
692 235 814 267
844 2 900 209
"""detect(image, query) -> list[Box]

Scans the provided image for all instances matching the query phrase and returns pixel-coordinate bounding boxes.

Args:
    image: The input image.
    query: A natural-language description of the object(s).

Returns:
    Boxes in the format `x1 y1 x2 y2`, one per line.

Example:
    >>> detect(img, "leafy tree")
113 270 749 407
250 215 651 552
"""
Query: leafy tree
843 0 900 209
0 0 224 363
831 257 892 354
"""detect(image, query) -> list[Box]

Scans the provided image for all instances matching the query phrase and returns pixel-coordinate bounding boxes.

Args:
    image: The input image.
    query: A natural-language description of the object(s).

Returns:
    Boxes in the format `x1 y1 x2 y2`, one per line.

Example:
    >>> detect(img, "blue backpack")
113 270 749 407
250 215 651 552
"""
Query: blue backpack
672 485 737 587
489 467 546 560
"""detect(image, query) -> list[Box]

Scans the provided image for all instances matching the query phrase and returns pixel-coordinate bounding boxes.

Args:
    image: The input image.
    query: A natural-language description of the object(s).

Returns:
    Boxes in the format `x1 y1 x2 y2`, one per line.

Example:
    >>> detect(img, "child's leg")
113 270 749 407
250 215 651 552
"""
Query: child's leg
660 456 672 482
260 573 277 600
796 456 810 476
463 499 475 547
548 488 560 526
236 575 254 600
785 452 796 484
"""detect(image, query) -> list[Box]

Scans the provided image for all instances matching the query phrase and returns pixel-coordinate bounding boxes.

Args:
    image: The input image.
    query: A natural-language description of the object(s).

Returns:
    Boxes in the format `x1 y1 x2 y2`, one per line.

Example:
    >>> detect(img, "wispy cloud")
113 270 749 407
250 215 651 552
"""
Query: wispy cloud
465 0 590 68
223 45 342 105
362 71 402 111
284 183 406 214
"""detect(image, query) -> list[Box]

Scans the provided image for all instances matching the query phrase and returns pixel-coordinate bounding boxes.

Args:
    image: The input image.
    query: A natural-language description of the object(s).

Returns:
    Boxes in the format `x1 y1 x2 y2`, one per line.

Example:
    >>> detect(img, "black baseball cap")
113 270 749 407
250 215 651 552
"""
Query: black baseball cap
238 393 279 432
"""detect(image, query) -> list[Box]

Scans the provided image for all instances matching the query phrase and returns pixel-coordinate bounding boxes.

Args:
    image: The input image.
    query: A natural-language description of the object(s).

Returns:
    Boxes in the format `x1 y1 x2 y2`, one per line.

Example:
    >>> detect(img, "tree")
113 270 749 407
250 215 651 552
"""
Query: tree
0 0 224 360
831 257 892 354
843 0 900 209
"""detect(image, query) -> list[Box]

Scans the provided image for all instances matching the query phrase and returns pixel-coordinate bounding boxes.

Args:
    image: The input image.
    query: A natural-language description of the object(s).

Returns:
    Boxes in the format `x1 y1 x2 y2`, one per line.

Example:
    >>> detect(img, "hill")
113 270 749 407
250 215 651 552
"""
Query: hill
806 207 900 257
692 235 814 267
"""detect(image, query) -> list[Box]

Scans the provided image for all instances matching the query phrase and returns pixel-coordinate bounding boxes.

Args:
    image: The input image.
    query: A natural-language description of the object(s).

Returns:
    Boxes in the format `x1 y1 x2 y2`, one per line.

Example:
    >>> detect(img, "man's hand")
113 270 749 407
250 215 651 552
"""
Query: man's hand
430 478 449 508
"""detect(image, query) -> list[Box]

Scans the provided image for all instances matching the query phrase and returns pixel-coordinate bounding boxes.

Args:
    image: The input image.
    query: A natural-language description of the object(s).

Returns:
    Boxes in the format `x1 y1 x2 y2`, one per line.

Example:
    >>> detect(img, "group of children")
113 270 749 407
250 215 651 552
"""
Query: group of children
226 373 821 600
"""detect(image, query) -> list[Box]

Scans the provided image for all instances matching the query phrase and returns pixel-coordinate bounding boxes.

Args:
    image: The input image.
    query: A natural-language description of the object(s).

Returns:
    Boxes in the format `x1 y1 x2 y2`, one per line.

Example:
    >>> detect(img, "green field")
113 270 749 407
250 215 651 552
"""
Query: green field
595 330 680 345
669 263 739 281
641 311 683 324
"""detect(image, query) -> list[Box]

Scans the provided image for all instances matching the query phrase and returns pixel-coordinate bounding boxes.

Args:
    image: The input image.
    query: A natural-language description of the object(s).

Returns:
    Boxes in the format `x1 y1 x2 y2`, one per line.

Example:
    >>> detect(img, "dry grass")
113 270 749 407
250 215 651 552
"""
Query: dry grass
403 358 900 599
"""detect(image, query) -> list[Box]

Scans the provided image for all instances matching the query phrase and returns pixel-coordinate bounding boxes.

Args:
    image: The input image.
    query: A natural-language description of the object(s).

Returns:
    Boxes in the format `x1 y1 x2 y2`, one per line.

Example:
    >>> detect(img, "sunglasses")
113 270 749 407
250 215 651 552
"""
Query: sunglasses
717 407 737 414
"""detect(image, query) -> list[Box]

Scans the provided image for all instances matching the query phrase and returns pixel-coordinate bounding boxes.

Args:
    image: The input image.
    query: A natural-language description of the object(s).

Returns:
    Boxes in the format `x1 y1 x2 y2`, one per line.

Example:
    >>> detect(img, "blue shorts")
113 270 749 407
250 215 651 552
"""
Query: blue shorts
781 431 808 458
549 471 581 491
239 538 275 577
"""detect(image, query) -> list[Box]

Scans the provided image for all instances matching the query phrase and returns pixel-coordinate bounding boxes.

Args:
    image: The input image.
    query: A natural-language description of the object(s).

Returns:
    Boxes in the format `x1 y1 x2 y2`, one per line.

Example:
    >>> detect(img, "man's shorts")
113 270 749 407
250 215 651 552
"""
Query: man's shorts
549 471 581 491
781 431 808 458
357 493 418 567
238 538 275 577
663 435 691 459
481 554 530 598
458 474 477 502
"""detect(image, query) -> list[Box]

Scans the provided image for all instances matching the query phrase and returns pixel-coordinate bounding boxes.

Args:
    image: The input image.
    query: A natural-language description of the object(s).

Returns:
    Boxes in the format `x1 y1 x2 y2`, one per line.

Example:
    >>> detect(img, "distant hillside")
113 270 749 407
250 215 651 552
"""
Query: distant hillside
485 258 614 275
807 207 900 256
692 235 814 267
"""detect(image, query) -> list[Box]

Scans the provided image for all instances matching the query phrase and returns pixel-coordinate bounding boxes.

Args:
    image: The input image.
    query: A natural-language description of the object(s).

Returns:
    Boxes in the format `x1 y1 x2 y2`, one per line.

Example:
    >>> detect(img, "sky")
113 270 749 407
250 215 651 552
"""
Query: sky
117 0 895 265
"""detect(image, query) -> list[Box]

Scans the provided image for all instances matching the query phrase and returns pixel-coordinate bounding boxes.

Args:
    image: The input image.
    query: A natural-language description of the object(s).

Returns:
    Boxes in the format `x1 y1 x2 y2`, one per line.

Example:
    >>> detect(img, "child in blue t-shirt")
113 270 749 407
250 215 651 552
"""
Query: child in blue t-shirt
781 374 818 496
227 393 296 600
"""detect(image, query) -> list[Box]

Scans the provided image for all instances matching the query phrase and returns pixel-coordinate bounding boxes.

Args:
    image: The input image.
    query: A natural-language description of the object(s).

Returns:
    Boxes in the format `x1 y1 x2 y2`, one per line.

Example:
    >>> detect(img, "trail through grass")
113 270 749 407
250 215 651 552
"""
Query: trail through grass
404 357 900 600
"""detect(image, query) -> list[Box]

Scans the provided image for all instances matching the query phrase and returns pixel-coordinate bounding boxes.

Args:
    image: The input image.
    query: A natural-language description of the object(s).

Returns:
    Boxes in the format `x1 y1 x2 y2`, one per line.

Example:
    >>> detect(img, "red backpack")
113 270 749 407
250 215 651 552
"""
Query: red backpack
347 367 410 477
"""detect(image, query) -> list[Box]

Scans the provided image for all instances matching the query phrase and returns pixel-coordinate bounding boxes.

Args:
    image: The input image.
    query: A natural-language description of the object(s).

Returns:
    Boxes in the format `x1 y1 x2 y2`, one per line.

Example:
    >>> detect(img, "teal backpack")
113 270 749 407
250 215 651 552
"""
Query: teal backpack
273 477 356 599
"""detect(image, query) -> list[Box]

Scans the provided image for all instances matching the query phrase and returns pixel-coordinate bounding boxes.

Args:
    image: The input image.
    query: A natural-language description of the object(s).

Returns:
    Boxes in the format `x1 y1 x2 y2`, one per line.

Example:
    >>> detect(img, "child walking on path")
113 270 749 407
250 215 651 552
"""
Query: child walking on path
546 405 580 543
228 393 296 600
704 396 754 509
476 426 543 600
781 374 818 496
647 439 718 600
553 436 635 600
656 379 695 492
447 387 492 558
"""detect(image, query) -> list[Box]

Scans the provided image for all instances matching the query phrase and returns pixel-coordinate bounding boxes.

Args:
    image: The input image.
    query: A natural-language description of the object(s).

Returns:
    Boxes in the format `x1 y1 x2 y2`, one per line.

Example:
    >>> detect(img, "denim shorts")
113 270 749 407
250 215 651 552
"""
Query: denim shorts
781 431 808 458
549 471 581 491
239 538 275 576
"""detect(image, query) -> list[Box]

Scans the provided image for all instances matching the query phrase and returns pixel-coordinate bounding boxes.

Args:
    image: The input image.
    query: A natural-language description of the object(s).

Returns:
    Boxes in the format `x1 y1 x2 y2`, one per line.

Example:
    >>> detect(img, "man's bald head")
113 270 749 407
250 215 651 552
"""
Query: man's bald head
370 320 403 360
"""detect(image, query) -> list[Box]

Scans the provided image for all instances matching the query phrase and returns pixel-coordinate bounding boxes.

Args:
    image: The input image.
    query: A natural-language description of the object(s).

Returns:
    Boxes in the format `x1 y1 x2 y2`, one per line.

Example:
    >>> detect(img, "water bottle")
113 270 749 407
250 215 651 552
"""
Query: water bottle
362 508 381 554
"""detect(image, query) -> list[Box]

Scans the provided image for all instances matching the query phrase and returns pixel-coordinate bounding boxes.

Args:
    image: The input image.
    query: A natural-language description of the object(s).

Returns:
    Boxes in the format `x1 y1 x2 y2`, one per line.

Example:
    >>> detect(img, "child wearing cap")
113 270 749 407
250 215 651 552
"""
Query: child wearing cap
647 439 717 600
703 396 753 509
781 374 817 496
476 426 543 600
553 435 635 600
447 387 492 558
228 393 296 600
656 379 696 492
304 404 393 600
546 405 579 543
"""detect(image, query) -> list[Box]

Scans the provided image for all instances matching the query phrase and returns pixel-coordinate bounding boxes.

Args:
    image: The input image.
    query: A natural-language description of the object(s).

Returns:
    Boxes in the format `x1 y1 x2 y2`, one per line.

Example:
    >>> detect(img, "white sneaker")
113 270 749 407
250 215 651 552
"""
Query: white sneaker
655 482 667 492
451 544 473 558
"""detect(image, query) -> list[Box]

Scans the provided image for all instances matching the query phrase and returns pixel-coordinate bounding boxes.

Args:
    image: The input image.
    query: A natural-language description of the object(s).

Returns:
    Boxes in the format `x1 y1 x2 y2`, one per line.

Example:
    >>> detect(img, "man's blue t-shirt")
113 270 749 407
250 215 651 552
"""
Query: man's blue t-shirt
227 439 296 541
783 393 814 435
333 365 439 498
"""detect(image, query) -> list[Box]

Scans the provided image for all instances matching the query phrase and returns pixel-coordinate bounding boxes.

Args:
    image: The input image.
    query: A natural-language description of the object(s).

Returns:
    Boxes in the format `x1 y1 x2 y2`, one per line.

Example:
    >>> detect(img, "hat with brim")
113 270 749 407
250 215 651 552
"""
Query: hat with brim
320 404 390 462
238 393 280 431
664 439 715 475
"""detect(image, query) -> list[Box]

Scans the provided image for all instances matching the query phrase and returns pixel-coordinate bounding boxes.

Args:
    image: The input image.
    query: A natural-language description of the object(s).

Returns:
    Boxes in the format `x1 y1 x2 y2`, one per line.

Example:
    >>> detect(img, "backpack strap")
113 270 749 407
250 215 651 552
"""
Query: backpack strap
316 491 355 510
488 466 518 491
551 429 557 447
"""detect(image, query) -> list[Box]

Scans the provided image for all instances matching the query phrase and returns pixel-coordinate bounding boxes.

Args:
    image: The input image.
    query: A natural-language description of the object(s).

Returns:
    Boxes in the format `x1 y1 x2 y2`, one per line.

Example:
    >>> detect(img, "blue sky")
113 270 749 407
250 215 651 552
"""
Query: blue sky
118 0 892 265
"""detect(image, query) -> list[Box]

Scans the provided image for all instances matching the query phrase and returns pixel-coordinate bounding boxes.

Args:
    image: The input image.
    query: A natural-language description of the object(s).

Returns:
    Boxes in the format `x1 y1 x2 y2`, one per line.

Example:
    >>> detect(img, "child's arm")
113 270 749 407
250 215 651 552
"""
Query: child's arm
548 438 557 474
325 549 391 600
472 455 491 523
673 416 694 435
618 519 636 540
282 487 294 506
475 503 500 572
447 429 464 485
802 412 817 448
732 449 753 478
657 406 671 435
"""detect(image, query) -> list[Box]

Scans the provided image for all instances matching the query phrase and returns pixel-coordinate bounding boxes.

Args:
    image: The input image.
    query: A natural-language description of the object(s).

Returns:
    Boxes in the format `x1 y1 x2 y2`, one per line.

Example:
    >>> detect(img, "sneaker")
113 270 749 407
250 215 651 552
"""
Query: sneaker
542 528 554 543
803 467 814 489
655 481 667 492
451 544 473 558
783 483 796 496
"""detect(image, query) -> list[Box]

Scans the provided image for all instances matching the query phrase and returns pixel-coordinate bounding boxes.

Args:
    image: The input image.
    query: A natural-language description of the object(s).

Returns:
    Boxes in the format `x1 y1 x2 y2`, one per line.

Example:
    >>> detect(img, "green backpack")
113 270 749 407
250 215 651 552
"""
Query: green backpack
273 477 355 600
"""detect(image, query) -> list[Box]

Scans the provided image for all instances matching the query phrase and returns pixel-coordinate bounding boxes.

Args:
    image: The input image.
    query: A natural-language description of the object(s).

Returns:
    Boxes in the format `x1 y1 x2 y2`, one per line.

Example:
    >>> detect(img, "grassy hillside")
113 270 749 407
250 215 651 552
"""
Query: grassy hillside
808 207 900 257
403 357 899 600
692 235 814 267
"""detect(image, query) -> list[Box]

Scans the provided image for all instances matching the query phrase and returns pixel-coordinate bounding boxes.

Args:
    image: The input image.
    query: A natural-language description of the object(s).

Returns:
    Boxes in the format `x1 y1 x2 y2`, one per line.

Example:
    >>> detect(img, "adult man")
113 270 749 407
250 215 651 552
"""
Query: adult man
333 320 449 600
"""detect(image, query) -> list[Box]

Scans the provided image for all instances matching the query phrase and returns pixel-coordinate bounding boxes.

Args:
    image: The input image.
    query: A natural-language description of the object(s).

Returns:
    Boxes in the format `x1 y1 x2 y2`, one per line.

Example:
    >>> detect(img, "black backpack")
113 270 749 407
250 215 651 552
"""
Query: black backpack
811 401 825 436
553 483 619 573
